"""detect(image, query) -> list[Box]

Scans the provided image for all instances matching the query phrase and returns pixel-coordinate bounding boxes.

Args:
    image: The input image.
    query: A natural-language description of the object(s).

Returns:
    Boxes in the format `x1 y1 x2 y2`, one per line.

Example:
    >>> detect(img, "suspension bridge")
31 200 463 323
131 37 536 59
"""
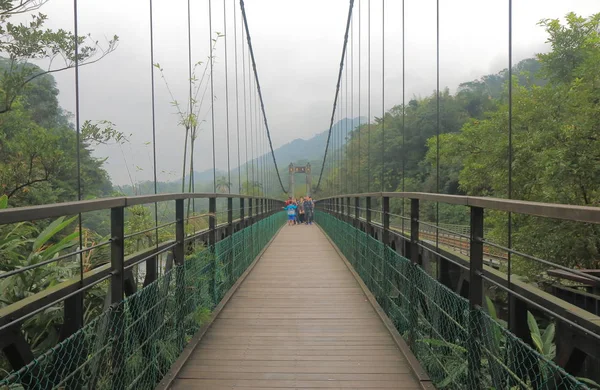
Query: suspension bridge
1 1 600 390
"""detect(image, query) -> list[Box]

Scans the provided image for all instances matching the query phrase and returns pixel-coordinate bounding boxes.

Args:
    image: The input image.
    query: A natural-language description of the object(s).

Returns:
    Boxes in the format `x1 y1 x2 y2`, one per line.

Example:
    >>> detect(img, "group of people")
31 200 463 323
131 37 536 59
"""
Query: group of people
284 195 314 226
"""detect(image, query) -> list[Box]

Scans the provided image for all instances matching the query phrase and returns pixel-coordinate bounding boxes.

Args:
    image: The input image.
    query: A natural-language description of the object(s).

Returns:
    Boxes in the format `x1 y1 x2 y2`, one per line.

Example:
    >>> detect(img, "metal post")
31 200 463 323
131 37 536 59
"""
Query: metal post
408 198 419 349
366 197 372 236
410 199 419 265
111 206 125 302
340 197 345 222
248 198 253 224
249 197 254 257
382 196 390 246
110 206 125 390
209 197 217 303
468 206 484 390
174 199 185 266
346 196 351 224
240 198 245 228
227 197 233 236
173 199 186 351
469 206 484 307
354 196 360 228
382 196 391 312
227 197 234 283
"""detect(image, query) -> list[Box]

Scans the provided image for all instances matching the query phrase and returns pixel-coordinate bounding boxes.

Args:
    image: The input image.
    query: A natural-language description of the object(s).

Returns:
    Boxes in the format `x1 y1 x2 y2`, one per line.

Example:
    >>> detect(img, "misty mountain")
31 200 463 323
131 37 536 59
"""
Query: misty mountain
118 117 363 195
271 117 364 166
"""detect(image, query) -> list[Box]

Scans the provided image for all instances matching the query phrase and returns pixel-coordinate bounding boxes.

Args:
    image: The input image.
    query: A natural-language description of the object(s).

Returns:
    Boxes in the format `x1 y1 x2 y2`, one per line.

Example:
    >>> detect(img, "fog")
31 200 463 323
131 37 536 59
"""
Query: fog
22 0 599 185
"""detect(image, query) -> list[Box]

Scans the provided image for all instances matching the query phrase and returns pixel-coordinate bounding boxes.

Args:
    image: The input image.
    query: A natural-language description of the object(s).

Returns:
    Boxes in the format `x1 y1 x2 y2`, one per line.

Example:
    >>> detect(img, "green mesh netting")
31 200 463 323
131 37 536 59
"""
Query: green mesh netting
315 211 588 390
0 211 285 390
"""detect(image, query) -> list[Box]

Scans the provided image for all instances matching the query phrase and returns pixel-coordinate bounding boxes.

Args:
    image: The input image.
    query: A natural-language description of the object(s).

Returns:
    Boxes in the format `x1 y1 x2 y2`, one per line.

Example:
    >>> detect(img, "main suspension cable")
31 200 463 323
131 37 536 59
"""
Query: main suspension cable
239 0 287 194
315 0 355 192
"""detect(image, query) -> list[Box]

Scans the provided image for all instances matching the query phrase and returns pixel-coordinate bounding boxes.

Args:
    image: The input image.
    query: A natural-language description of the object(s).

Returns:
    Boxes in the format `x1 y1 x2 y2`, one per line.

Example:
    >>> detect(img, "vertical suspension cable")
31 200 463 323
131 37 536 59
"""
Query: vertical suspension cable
358 0 361 193
73 0 83 288
381 0 385 192
242 22 249 191
263 107 267 196
339 81 343 195
345 42 349 194
350 15 354 194
255 88 260 194
263 105 267 195
187 0 195 214
507 0 513 326
436 0 440 248
233 0 241 194
339 66 343 194
209 0 217 193
367 0 371 193
251 74 255 195
224 0 231 193
149 0 159 253
249 56 255 196
401 0 405 233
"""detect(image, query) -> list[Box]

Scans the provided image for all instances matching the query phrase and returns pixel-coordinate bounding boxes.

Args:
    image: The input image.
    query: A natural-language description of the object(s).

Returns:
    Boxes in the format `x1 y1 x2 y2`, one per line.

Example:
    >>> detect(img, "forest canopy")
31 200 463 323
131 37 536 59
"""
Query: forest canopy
322 12 600 278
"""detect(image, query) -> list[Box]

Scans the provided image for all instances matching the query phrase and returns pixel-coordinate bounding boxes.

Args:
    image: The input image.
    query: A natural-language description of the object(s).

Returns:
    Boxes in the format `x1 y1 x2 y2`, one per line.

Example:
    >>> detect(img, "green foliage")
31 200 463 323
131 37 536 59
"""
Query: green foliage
216 176 231 193
0 197 83 358
241 180 263 196
321 11 600 281
527 311 556 361
0 1 118 113
0 81 115 207
429 12 600 279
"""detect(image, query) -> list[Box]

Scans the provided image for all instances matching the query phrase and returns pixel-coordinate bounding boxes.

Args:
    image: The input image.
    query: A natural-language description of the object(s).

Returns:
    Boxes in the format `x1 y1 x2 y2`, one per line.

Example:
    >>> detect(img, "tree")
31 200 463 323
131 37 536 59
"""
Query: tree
241 180 262 196
0 0 118 114
216 176 231 193
428 12 600 277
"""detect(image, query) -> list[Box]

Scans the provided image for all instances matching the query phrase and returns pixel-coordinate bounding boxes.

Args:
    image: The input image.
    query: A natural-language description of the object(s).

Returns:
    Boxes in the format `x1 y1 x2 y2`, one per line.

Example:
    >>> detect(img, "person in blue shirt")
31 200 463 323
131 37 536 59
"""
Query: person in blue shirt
285 202 297 226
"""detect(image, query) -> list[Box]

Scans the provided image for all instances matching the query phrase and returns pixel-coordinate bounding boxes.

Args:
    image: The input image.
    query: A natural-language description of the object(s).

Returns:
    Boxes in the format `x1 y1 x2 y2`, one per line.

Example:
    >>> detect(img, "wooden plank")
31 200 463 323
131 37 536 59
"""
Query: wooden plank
171 379 422 389
170 225 424 389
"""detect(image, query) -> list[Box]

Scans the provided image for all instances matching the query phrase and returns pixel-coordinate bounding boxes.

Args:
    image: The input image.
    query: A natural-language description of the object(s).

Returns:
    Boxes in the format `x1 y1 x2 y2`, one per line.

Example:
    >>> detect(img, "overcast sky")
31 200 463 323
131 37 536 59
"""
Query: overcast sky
27 0 599 185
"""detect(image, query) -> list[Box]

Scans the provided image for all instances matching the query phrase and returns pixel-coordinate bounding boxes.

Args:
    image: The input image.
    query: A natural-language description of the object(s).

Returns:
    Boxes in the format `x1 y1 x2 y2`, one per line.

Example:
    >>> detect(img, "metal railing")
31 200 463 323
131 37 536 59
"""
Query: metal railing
316 192 600 386
0 193 284 380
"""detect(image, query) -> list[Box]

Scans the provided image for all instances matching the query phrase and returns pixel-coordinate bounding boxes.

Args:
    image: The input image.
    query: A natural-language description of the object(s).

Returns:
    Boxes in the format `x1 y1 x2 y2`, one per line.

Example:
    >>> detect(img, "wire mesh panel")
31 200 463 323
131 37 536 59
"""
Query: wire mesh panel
0 211 285 390
315 210 588 390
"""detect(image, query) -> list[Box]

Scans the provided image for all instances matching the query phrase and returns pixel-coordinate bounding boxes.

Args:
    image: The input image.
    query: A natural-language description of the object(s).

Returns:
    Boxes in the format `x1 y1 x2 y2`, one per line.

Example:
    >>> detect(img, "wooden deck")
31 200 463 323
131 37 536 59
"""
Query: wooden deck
170 224 423 389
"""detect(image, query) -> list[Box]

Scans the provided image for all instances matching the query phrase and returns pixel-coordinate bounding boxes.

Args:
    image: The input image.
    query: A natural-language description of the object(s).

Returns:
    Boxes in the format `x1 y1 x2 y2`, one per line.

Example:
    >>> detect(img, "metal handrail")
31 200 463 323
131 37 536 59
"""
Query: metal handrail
0 193 284 225
317 191 600 224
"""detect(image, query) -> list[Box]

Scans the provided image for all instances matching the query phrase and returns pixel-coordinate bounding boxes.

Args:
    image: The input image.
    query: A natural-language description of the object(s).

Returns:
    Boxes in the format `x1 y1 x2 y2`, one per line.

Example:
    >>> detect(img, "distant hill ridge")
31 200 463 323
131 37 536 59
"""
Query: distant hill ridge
118 117 363 195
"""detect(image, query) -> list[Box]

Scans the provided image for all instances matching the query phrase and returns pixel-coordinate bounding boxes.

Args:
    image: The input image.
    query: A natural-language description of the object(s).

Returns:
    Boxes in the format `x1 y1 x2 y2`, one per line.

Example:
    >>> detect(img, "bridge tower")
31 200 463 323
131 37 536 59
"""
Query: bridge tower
288 163 312 197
